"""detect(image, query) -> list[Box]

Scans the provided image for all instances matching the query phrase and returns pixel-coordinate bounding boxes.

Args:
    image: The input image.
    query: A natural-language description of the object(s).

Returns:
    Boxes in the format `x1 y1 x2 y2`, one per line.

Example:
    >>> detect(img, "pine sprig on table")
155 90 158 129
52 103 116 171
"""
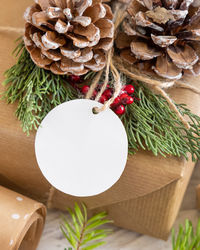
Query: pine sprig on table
172 219 200 250
2 41 77 133
60 203 113 250
2 40 200 160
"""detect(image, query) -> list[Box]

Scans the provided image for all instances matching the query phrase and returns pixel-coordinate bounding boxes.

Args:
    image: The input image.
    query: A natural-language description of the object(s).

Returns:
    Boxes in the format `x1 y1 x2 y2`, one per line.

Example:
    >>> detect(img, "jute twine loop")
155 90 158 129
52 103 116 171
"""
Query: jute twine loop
85 70 103 100
175 81 200 95
86 49 122 114
94 51 111 102
85 2 128 114
0 27 24 33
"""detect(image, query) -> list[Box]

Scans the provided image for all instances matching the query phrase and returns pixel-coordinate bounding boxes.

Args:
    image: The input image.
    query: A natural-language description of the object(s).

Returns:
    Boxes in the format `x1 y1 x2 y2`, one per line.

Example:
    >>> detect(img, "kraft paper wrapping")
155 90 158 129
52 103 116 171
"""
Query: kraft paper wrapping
0 0 200 240
0 186 46 250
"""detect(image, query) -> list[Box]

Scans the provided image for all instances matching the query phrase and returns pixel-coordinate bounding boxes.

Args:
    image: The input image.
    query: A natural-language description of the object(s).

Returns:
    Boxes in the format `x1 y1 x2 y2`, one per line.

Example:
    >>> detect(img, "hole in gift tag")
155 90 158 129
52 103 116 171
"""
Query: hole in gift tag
92 107 99 115
35 99 128 197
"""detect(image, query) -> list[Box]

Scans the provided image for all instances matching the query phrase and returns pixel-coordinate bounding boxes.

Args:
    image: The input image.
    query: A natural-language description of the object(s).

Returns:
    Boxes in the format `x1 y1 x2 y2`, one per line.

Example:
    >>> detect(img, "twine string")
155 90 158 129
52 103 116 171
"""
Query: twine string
175 81 200 95
98 58 121 111
153 85 191 129
94 50 111 102
86 49 122 114
86 2 126 114
0 26 24 33
114 61 200 129
93 56 121 114
85 70 103 99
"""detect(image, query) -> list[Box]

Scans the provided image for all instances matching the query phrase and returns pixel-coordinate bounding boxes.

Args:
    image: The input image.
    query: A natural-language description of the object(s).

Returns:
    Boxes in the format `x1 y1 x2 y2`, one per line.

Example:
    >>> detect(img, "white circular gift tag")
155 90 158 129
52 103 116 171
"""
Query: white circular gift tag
35 99 128 197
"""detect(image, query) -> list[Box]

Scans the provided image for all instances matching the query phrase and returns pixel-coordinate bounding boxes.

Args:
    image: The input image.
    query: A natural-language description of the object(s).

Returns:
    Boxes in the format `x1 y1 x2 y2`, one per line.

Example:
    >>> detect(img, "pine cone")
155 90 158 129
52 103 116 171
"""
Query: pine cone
116 0 200 80
23 0 114 75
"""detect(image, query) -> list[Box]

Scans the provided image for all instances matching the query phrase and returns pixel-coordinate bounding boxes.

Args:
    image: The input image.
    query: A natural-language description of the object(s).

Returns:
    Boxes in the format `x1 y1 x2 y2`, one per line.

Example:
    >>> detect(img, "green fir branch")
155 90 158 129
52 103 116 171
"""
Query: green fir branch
121 79 200 161
60 203 113 250
2 41 77 133
172 219 200 250
2 40 200 160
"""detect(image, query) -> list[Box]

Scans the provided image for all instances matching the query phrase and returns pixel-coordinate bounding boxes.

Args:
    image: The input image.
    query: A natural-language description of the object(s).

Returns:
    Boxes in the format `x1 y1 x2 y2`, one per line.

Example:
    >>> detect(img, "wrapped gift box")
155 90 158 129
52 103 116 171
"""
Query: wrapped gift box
0 0 200 240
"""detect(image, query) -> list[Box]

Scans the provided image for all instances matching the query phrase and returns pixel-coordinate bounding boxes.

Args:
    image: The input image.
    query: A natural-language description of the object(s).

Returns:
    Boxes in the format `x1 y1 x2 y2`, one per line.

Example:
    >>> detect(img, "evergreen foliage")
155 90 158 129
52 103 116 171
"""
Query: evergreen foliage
61 203 112 250
172 219 200 250
2 40 200 160
2 40 77 133
122 78 200 161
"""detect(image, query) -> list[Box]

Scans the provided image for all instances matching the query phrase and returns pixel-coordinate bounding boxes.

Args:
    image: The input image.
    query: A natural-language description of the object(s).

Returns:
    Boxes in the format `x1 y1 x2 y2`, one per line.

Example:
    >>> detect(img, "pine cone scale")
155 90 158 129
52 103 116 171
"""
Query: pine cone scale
73 48 93 62
60 46 81 58
95 19 114 38
83 4 106 23
24 0 114 75
151 34 177 47
167 44 199 69
73 24 100 41
30 47 53 67
55 20 71 34
153 55 182 79
130 40 161 60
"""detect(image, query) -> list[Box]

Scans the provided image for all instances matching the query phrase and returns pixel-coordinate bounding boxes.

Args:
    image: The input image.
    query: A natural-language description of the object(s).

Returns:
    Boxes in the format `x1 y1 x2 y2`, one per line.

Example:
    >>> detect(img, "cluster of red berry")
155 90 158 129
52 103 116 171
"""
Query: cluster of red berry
68 75 135 115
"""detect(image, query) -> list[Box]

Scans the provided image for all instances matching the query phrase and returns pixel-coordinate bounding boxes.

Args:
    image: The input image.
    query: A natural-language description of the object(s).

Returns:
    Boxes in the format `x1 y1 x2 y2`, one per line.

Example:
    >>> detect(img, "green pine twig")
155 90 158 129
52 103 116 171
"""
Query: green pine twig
172 219 200 250
2 42 77 134
2 39 200 161
121 77 200 161
60 203 113 250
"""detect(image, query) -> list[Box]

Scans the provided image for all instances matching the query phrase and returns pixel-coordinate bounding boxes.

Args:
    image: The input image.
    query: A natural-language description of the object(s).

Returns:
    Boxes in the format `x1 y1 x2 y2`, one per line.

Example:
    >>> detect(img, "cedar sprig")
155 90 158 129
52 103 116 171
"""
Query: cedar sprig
121 76 200 161
2 41 77 133
172 219 200 249
61 203 113 250
2 40 200 160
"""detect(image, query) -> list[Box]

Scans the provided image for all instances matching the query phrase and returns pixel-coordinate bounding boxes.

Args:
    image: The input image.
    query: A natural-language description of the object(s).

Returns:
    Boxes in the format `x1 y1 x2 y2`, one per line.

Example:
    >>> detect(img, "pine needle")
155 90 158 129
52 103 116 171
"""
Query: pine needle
60 203 113 250
2 43 77 134
121 78 200 161
172 219 200 250
2 39 200 161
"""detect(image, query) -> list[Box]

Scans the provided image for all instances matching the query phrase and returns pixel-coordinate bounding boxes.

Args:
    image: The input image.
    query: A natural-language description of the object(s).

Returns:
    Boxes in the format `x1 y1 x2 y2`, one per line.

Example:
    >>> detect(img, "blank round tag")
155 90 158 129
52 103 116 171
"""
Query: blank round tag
35 99 128 197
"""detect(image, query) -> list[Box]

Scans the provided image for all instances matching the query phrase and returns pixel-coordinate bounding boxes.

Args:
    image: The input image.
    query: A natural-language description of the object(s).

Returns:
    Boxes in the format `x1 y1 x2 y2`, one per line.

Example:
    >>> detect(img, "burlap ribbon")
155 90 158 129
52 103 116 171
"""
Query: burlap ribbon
0 186 46 250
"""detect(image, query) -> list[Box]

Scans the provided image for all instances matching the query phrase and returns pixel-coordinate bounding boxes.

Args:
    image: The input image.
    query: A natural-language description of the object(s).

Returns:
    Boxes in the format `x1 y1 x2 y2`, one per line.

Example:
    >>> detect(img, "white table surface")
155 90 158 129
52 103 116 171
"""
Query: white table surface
38 162 200 250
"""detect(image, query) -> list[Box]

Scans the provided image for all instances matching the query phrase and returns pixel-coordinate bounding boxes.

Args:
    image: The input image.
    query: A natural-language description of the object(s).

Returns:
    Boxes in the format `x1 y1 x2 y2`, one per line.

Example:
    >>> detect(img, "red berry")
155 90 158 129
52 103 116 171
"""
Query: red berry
81 85 90 94
103 89 112 99
119 93 129 101
115 104 125 115
99 95 107 104
119 93 128 98
123 85 135 94
125 96 134 104
69 75 81 83
111 96 121 107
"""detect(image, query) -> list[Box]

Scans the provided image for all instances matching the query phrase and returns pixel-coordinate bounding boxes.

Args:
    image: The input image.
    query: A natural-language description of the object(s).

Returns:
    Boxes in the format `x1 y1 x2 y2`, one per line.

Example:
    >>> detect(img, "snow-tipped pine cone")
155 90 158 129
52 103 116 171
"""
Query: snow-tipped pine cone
24 0 114 75
116 0 200 80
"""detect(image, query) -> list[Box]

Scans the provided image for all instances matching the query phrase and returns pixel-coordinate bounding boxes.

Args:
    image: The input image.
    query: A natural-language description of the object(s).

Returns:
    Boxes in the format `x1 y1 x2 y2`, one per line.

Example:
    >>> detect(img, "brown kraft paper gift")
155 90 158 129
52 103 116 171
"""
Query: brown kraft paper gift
0 0 200 240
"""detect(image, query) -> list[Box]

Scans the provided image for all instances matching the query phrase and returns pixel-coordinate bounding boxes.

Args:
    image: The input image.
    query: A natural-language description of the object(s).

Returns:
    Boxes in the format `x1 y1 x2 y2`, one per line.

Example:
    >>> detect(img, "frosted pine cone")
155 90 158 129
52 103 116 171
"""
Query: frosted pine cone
24 0 114 75
116 0 200 80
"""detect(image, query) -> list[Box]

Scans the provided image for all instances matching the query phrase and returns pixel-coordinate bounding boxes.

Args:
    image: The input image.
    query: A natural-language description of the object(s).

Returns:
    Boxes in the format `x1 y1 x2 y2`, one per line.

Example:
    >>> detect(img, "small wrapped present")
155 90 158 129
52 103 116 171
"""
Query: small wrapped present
0 0 200 240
